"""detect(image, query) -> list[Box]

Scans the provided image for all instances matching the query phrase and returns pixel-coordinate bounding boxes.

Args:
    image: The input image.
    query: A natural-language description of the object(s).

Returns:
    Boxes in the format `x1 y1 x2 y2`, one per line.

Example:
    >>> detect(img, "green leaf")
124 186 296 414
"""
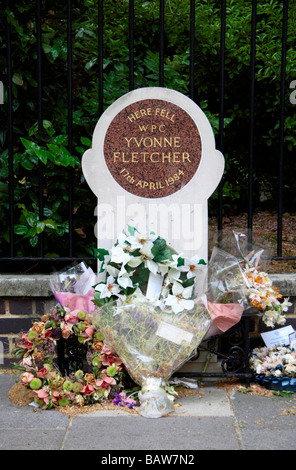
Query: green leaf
35 148 52 164
12 73 23 86
36 221 45 234
20 158 33 170
182 277 195 288
29 235 38 247
21 137 40 151
80 136 92 146
127 225 137 236
177 257 185 267
43 219 58 230
151 237 173 262
94 248 109 261
24 227 37 238
12 364 26 371
14 225 28 235
93 290 105 307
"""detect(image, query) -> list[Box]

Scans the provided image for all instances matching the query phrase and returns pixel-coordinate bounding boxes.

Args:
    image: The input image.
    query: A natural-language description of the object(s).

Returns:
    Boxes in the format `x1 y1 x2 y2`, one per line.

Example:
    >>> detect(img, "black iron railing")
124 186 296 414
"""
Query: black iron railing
1 0 293 271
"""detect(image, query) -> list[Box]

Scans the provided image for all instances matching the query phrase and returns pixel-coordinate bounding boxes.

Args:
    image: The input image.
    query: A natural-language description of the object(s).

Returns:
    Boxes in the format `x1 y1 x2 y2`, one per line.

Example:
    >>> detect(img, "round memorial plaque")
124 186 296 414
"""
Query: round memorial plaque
104 99 202 198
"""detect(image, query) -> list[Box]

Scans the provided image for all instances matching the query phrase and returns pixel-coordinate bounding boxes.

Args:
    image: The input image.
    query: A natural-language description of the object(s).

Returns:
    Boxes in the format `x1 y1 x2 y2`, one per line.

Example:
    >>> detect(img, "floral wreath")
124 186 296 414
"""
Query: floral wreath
250 345 296 378
12 304 137 410
93 225 206 314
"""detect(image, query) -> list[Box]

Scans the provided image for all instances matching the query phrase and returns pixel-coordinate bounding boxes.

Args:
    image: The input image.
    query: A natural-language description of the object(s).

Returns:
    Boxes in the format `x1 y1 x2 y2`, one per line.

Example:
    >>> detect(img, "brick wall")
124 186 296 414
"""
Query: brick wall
0 275 56 368
0 273 295 368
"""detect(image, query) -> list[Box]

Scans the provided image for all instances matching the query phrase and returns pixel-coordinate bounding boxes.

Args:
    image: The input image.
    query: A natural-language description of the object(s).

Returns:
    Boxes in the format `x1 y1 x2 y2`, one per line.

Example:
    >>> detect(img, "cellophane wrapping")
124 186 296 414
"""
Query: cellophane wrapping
94 299 211 418
50 262 97 313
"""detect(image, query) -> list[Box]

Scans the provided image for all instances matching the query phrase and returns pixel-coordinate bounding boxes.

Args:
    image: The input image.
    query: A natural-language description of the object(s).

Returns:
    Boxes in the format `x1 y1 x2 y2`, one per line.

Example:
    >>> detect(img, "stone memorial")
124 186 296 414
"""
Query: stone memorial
82 87 224 266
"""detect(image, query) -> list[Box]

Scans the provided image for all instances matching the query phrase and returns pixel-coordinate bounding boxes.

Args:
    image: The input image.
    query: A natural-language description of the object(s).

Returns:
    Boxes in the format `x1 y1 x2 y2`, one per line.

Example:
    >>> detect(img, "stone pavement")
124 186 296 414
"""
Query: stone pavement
1 372 296 452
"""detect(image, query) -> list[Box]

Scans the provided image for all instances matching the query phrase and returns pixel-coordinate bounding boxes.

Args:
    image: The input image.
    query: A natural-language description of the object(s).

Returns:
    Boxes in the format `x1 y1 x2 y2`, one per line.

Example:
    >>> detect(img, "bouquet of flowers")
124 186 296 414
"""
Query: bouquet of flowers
94 298 211 417
202 247 247 339
50 262 98 313
231 232 291 328
93 225 207 311
250 345 296 391
92 227 248 417
250 345 296 378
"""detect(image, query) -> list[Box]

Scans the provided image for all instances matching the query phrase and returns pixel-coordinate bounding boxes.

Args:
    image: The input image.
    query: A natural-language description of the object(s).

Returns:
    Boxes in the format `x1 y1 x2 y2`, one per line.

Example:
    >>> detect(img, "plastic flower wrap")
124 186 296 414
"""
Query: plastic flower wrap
93 298 211 418
231 231 292 328
202 246 248 339
50 262 98 313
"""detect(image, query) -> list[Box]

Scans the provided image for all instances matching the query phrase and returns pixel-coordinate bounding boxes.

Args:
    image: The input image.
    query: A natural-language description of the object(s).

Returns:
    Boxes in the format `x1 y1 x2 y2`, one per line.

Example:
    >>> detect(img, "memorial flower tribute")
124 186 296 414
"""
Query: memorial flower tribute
11 227 291 416
250 345 296 378
231 232 292 328
12 303 133 409
92 227 247 417
250 345 296 392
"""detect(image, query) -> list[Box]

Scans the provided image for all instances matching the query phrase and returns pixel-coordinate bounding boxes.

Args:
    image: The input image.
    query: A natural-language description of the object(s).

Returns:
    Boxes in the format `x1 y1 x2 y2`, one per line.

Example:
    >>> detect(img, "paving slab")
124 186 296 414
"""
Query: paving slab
229 390 296 450
62 415 240 450
61 388 237 450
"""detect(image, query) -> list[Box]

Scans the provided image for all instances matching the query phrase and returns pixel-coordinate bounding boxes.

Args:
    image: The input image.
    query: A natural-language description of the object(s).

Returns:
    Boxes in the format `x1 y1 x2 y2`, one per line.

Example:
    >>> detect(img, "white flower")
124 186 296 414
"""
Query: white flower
282 298 292 312
111 245 131 265
178 255 204 279
95 276 120 298
167 267 181 283
145 258 158 275
157 254 179 276
106 264 119 278
127 256 143 268
127 231 157 251
139 239 154 258
117 266 134 289
164 281 195 314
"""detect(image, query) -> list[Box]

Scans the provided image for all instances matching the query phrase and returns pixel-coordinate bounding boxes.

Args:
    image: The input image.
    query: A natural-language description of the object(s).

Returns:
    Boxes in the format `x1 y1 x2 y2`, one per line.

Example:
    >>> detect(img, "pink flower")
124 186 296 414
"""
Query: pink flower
101 349 122 367
96 370 116 393
85 327 95 338
35 386 59 407
81 384 94 396
113 391 136 408
19 334 34 350
41 329 52 339
37 367 50 378
68 315 79 324
21 357 32 367
64 309 81 324
36 388 49 399
20 372 34 385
